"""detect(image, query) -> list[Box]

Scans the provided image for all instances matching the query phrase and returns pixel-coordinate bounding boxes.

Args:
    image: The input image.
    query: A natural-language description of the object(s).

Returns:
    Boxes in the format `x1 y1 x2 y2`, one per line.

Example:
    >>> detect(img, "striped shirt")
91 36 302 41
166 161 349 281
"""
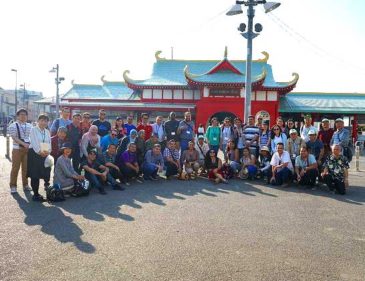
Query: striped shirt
243 125 260 147
8 121 32 149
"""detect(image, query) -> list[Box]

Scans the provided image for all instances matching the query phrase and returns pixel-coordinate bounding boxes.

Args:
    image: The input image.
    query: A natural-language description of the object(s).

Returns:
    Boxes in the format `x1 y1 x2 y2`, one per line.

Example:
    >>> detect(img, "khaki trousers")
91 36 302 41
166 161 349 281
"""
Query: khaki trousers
9 147 29 188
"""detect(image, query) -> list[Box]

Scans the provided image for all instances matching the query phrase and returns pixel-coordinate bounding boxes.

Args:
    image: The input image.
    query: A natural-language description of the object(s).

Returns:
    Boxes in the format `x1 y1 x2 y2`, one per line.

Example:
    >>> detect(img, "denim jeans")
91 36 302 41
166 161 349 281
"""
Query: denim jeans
142 162 158 178
274 167 292 185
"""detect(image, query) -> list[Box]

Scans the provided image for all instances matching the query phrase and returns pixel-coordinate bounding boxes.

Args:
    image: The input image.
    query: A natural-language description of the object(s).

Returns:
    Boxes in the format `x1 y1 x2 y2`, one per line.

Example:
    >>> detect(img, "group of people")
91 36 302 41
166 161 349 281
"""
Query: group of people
8 107 352 202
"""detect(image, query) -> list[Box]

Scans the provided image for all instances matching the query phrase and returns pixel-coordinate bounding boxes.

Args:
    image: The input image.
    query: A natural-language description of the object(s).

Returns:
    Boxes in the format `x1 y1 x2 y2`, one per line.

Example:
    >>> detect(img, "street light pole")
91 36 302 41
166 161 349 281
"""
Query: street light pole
49 64 65 118
11 69 18 114
19 83 27 111
226 0 280 123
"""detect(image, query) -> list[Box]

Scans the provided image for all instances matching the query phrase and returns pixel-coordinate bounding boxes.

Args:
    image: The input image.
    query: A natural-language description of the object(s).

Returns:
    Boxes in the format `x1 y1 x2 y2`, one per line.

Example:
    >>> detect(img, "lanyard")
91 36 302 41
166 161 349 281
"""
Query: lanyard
39 128 46 143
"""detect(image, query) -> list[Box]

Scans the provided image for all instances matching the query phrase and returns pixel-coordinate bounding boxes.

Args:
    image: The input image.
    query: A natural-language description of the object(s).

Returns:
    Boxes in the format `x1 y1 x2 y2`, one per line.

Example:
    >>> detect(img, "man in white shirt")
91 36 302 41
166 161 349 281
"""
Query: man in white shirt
9 109 32 193
195 135 209 167
300 114 317 142
270 142 293 186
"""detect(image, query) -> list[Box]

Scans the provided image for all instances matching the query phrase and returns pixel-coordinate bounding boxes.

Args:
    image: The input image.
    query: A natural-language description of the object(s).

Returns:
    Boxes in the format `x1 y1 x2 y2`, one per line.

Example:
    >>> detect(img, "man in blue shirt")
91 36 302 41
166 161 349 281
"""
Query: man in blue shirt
100 129 119 152
50 107 72 136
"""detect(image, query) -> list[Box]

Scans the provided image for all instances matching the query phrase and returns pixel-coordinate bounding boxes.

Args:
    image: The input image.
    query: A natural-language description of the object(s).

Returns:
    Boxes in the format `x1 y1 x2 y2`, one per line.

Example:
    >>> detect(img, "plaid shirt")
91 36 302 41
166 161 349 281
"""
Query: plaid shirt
163 148 180 161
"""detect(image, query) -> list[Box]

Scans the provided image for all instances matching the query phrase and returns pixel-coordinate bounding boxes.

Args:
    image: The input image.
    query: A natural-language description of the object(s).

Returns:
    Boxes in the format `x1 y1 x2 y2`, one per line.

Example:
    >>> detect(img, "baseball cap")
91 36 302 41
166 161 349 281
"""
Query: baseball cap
308 129 316 135
321 118 330 123
335 118 344 123
260 146 270 152
289 129 298 135
304 114 312 119
198 135 205 140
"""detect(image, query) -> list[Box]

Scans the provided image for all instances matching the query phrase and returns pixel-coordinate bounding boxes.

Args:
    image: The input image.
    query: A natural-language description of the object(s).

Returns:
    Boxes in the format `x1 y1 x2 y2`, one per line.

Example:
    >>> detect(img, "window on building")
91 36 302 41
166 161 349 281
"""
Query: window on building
163 90 173 99
143 89 152 99
174 90 183 99
184 90 193 99
256 91 266 101
267 91 277 101
153 89 162 99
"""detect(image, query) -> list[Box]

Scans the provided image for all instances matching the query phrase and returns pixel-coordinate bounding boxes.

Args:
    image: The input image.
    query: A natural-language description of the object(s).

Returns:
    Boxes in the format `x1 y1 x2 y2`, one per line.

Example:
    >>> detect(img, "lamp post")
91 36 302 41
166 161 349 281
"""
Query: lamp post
226 0 280 123
49 64 65 117
11 69 18 114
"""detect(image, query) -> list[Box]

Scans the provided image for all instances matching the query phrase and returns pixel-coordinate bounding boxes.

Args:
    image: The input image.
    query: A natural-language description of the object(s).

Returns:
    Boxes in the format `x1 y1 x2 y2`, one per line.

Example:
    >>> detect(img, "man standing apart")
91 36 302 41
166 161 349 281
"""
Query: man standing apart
92 109 111 137
50 107 72 136
9 109 32 193
177 111 195 153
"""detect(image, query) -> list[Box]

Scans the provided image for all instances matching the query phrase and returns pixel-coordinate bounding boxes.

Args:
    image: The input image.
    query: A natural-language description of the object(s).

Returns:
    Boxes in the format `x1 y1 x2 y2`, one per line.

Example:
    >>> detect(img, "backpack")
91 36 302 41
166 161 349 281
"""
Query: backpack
46 184 65 202
343 146 353 162
72 180 90 197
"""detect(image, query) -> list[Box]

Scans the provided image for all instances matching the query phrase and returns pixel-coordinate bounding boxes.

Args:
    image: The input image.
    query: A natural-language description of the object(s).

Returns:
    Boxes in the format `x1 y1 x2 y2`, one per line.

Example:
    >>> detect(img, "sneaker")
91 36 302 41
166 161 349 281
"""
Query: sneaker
124 181 130 186
32 194 46 202
113 184 125 191
23 185 32 192
10 187 17 194
136 178 143 184
151 176 159 181
223 179 229 184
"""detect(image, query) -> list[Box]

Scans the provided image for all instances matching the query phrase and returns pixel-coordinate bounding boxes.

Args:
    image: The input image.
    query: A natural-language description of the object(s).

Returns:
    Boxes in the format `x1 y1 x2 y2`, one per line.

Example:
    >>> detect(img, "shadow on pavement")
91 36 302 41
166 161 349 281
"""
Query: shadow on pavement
12 192 96 254
57 177 278 224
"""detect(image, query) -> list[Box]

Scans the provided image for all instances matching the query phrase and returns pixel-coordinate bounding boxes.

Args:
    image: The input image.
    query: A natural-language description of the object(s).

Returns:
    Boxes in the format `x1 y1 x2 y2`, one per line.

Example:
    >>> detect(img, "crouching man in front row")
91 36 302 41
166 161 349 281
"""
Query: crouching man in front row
295 147 318 188
321 144 349 195
81 149 122 195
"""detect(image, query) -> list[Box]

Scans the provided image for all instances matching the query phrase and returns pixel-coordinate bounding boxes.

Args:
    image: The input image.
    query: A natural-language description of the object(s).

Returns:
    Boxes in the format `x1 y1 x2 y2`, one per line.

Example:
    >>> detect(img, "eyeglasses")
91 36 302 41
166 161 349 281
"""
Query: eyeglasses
273 128 280 131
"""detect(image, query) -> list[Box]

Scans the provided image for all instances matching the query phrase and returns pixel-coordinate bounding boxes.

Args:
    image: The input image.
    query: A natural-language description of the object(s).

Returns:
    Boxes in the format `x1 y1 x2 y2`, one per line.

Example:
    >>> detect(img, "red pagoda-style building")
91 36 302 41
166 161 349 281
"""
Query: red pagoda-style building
123 48 298 125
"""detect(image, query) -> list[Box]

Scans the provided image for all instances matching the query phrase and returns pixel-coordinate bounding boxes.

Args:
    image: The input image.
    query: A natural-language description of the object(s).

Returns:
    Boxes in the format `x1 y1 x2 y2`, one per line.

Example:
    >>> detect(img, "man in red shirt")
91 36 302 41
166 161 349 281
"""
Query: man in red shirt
137 113 153 140
318 118 334 160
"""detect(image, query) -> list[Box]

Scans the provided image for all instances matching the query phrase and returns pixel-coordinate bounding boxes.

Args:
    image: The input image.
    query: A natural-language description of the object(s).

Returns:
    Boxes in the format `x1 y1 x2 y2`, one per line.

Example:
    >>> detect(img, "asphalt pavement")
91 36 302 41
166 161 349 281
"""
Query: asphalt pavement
0 136 364 281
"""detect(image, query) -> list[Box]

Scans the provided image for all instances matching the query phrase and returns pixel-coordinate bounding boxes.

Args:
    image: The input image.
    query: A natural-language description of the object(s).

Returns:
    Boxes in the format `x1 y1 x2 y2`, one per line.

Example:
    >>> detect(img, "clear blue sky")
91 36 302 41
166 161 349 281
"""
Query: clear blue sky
0 0 364 96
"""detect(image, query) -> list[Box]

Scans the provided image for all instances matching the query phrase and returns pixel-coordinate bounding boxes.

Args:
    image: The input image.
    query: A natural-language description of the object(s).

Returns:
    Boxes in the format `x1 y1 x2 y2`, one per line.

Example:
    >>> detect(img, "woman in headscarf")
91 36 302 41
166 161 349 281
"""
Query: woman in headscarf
117 129 138 156
80 125 101 159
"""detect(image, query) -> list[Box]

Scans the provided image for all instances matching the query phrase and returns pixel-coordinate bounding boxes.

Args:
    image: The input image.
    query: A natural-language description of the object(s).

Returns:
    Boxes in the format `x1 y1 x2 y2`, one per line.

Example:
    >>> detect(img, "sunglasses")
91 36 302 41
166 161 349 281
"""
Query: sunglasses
273 128 280 131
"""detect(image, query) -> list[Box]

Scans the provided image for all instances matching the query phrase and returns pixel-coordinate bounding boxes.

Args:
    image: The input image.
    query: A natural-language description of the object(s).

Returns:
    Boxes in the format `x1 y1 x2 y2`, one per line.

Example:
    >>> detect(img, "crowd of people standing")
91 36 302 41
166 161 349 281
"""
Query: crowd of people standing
8 107 352 202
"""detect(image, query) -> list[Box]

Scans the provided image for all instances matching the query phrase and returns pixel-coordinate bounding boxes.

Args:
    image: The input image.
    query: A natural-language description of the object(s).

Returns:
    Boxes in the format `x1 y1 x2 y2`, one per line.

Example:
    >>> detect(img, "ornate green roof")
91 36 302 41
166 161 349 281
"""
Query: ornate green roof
280 92 365 113
124 50 298 91
62 80 134 100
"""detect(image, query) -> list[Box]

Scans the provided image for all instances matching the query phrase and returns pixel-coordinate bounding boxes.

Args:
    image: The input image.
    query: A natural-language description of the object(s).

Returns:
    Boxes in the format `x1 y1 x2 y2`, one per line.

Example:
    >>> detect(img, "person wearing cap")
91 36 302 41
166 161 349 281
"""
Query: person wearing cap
295 147 318 188
50 107 72 137
330 118 351 161
270 142 294 186
54 142 85 190
284 118 298 138
205 117 221 155
321 144 349 195
286 128 306 167
318 118 334 160
306 130 324 167
163 139 181 178
259 120 271 152
100 129 119 153
195 135 209 168
51 126 68 162
92 109 112 137
81 148 121 194
8 108 32 194
243 115 260 157
137 113 153 141
258 146 272 182
300 114 317 142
